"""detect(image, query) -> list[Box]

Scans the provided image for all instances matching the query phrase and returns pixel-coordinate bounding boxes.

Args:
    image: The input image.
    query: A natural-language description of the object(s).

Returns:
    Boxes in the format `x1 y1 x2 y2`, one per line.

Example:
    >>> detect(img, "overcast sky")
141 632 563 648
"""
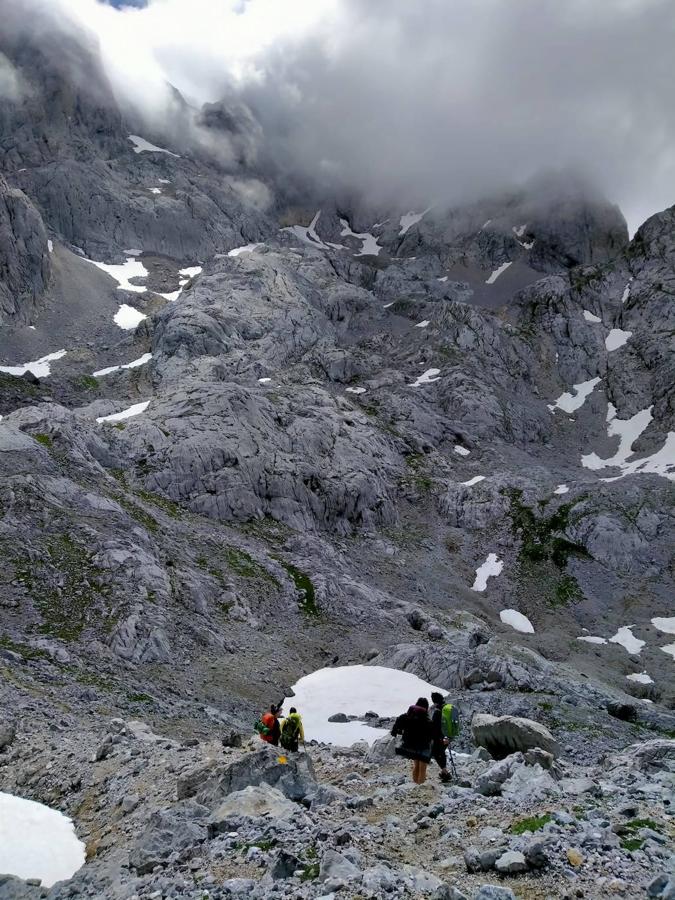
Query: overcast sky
19 0 675 230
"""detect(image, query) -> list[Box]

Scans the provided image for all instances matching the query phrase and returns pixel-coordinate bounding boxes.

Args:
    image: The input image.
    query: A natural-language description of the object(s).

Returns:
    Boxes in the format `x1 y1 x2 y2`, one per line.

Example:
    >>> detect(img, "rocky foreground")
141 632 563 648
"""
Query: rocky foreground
0 697 673 900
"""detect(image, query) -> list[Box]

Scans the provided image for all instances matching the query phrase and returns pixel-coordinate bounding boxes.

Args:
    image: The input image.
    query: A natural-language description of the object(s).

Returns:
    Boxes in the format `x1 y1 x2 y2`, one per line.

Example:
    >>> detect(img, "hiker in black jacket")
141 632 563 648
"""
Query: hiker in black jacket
391 697 433 784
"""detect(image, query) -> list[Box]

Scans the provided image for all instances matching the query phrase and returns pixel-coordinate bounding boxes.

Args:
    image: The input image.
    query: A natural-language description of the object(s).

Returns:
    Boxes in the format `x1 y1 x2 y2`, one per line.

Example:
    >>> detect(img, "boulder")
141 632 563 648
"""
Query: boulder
177 746 317 805
524 839 550 869
208 784 303 835
648 874 675 899
319 849 361 884
0 724 16 751
610 739 675 773
474 887 517 900
471 713 559 758
606 700 638 722
475 753 524 796
0 876 42 900
365 733 397 762
129 800 209 874
270 850 301 880
494 850 527 874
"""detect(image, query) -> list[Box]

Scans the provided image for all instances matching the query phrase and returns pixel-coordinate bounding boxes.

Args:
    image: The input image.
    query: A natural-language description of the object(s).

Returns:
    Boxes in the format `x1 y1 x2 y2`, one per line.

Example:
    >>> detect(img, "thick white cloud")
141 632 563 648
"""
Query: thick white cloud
11 0 675 231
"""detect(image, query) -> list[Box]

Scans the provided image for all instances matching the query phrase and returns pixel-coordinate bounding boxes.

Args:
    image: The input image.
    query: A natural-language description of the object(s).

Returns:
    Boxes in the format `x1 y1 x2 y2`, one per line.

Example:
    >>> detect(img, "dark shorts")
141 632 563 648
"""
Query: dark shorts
432 740 447 768
395 745 432 763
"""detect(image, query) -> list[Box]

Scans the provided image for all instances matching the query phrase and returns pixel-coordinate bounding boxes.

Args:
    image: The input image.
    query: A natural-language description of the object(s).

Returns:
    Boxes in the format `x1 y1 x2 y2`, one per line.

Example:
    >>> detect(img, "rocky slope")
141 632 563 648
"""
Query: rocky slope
0 15 673 900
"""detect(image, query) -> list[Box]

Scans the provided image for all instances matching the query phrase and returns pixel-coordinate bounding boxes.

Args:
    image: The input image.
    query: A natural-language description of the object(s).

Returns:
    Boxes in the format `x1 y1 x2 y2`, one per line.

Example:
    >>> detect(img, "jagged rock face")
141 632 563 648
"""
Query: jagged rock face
0 175 50 323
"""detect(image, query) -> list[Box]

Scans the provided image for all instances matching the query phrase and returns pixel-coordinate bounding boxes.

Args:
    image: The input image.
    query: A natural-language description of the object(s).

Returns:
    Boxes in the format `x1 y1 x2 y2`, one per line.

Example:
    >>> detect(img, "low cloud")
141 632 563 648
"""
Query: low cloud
4 0 675 231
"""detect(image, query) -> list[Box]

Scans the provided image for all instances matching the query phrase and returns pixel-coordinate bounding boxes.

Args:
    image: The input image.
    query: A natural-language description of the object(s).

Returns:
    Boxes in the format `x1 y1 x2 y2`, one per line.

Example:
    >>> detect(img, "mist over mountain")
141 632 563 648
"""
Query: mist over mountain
0 2 674 899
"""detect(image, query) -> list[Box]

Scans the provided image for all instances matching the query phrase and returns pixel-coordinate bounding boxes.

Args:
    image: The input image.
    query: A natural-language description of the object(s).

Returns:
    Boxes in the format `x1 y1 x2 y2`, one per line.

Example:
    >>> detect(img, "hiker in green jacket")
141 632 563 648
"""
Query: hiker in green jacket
431 692 452 782
280 707 305 752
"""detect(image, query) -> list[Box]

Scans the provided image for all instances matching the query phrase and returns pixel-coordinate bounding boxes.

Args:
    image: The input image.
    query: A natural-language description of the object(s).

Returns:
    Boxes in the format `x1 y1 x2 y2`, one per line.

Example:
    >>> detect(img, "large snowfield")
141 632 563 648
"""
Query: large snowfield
284 665 445 746
0 792 85 887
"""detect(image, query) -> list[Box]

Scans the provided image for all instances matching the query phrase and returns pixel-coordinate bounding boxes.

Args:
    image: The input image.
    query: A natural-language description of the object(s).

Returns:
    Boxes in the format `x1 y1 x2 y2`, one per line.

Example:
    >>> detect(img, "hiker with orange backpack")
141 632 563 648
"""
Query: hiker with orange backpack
255 703 281 745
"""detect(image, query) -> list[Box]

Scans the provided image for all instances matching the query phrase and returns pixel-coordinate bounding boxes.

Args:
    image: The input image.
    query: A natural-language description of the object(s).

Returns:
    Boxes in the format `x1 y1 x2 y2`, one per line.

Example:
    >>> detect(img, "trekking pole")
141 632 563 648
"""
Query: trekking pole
448 743 458 779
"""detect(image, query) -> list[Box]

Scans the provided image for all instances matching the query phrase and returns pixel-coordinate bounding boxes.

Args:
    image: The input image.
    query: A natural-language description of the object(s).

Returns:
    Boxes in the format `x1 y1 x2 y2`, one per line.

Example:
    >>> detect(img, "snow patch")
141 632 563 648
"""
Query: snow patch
485 261 512 284
453 445 470 457
472 553 503 591
339 219 381 256
605 328 632 351
282 211 343 251
548 376 601 414
480 219 492 230
149 187 162 195
96 400 150 424
652 617 675 635
577 635 607 645
179 266 202 280
399 208 431 236
93 353 152 378
500 609 534 634
661 643 675 660
415 320 430 328
0 349 66 378
437 276 448 283
608 625 645 655
346 387 366 394
0 792 85 888
258 377 272 384
409 368 441 387
621 278 633 303
114 304 147 330
512 224 527 237
128 134 180 157
383 302 395 309
284 665 444 746
86 256 148 293
520 240 535 250
228 243 263 257
462 475 485 486
582 405 675 482
626 672 653 685
583 310 601 323
553 484 569 494
47 239 53 253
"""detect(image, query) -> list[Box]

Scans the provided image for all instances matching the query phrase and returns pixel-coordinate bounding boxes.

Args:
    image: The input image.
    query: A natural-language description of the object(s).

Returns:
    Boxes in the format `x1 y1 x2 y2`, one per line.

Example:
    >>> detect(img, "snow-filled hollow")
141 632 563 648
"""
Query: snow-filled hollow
128 134 180 157
93 353 152 378
86 256 148 293
283 665 445 747
96 400 150 424
0 349 66 378
548 376 601 414
485 261 512 284
472 553 503 591
114 304 147 330
409 368 440 388
339 219 381 256
605 328 632 351
608 625 645 655
0 792 85 888
582 405 675 482
500 609 534 634
652 617 675 635
399 208 431 236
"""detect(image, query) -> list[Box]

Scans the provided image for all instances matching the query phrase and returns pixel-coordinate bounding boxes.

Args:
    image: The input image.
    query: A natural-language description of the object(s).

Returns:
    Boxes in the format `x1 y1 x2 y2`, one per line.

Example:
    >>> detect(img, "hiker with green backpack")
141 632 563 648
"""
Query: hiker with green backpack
280 707 305 752
431 692 460 782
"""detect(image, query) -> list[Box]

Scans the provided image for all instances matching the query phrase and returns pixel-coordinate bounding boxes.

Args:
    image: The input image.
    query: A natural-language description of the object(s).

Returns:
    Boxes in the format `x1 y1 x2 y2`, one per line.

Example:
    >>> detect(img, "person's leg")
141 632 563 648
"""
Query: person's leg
412 760 420 784
433 741 449 779
418 762 428 784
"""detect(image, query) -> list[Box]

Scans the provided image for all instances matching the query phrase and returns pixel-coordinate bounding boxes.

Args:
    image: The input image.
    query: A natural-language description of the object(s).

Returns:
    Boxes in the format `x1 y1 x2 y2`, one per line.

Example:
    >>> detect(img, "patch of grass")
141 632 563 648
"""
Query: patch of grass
275 558 319 617
241 839 276 853
538 701 553 711
113 423 126 431
127 692 153 703
109 469 128 488
300 862 320 882
34 433 52 448
115 495 159 533
223 546 273 580
78 375 99 391
15 534 113 641
624 818 660 832
135 488 181 519
400 452 433 493
621 837 644 852
510 813 552 835
0 635 49 661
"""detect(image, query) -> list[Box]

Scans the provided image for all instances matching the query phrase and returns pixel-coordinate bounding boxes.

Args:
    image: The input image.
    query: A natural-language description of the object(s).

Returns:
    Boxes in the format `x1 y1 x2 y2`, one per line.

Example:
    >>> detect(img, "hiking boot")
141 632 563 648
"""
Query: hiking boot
439 771 452 783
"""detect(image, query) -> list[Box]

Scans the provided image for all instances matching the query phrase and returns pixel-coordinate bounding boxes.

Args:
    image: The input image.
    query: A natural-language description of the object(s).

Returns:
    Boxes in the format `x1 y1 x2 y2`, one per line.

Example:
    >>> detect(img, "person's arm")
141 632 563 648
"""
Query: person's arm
298 718 305 742
391 713 405 736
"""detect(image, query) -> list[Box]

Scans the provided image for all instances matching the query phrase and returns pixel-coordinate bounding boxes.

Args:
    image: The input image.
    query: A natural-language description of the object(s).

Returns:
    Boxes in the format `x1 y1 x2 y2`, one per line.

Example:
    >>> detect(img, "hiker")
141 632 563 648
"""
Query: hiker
255 703 281 746
431 691 451 782
280 706 305 752
391 697 433 784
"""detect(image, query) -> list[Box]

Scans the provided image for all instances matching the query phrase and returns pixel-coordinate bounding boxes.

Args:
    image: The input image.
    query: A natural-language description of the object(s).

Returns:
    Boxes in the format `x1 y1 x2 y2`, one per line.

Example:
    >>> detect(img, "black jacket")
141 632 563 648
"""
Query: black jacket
392 705 433 758
431 705 444 744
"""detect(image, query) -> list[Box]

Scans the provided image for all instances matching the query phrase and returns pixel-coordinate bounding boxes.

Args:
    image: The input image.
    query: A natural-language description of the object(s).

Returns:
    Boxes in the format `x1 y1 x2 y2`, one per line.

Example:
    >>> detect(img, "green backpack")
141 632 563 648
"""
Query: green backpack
280 715 300 749
441 703 460 739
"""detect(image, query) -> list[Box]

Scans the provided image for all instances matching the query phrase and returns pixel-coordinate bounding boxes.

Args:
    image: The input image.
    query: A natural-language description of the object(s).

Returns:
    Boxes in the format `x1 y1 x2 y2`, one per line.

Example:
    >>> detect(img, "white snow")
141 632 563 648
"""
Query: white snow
605 328 632 351
485 261 512 284
149 188 161 195
512 224 527 237
0 792 85 887
652 617 675 635
462 475 485 486
158 290 182 302
583 310 601 323
158 179 171 184
179 266 202 279
577 635 607 645
0 349 66 378
346 387 366 394
96 400 150 424
437 276 448 282
582 405 675 482
471 553 503 591
399 208 431 236
128 134 180 157
383 302 395 309
660 643 675 660
626 672 653 685
500 609 534 634
521 240 535 250
415 320 430 328
409 368 441 388
453 445 470 457
553 484 569 494
228 243 263 257
93 353 152 378
608 625 645 655
481 219 492 230
282 210 343 251
87 256 148 293
621 279 633 303
339 219 381 256
114 304 147 330
548 376 601 414
258 377 272 384
283 665 445 746
47 239 54 253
